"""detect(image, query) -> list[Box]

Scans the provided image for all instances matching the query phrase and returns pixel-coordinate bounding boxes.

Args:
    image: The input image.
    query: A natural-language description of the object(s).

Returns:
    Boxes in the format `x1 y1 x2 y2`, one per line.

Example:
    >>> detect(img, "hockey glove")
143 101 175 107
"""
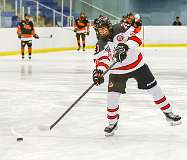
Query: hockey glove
33 34 39 39
86 31 90 36
115 43 129 63
93 69 104 85
74 28 78 32
18 34 21 39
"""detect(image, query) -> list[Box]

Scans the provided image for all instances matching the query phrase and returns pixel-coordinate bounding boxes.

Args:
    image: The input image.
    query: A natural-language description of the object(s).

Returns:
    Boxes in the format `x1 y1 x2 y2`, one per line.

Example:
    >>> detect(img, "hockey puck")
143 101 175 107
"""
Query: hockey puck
17 137 23 142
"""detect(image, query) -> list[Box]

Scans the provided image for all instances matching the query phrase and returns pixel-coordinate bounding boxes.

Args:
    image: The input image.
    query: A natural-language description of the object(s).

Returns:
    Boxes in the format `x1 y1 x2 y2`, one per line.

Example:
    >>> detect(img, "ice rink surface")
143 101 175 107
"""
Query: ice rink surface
0 48 187 160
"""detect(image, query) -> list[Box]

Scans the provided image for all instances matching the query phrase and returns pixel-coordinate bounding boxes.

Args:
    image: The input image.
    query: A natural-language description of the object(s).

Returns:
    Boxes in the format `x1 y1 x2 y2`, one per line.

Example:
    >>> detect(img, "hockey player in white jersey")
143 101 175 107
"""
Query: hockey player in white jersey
92 15 182 137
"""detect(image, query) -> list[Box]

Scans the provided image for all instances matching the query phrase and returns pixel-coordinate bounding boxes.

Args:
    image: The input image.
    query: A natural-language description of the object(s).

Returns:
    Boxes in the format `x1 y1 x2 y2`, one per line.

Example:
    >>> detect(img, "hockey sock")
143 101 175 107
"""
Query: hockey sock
147 85 172 113
107 92 121 125
77 40 81 47
28 48 32 56
83 42 85 48
21 48 24 56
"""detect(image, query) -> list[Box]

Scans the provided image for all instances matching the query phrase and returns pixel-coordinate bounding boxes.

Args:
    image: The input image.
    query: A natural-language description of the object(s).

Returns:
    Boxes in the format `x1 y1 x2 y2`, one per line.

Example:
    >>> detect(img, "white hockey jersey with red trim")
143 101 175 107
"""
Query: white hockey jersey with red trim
94 23 144 74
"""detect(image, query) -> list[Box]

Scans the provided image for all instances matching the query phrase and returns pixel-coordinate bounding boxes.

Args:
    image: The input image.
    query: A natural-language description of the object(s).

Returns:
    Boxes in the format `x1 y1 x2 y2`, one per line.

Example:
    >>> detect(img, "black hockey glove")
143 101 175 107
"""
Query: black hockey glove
18 34 21 39
33 34 39 39
74 28 78 32
86 31 90 36
93 69 104 85
115 43 129 63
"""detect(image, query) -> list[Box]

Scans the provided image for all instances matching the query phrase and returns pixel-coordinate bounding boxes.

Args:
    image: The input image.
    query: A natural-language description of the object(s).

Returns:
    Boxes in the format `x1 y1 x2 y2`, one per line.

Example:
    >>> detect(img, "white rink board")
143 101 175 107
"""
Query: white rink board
0 48 187 160
144 26 187 44
0 27 97 52
1 26 187 52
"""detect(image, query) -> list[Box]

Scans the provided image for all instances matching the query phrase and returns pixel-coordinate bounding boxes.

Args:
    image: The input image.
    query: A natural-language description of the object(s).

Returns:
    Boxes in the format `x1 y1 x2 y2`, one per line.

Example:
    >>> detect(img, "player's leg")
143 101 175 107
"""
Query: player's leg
147 85 181 125
135 64 181 125
104 74 127 136
21 41 26 59
76 33 81 51
27 40 32 60
81 33 86 51
105 91 121 136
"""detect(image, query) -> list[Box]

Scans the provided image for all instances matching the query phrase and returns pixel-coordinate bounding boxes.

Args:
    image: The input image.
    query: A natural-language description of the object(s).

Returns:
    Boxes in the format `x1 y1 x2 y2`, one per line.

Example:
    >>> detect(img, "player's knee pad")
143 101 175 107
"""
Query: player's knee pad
27 41 32 48
76 33 81 40
81 34 86 41
21 41 26 48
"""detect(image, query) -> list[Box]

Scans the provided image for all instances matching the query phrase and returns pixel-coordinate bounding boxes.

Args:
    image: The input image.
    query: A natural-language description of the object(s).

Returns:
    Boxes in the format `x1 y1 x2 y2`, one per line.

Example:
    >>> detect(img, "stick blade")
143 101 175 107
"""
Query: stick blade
37 124 51 131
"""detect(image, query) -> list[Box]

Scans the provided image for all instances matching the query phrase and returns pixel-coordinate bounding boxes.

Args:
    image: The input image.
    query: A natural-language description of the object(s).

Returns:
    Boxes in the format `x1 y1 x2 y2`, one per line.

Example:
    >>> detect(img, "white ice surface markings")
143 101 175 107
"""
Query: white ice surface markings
0 48 187 160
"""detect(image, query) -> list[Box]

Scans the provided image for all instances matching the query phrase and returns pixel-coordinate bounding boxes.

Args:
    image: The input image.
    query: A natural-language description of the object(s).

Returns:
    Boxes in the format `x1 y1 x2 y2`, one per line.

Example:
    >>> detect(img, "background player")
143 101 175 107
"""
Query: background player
92 15 182 137
17 13 39 60
74 12 90 51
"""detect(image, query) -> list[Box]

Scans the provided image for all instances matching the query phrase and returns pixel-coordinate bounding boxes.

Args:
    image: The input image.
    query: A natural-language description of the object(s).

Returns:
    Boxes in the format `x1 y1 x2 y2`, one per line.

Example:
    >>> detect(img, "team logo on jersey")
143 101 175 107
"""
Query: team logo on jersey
116 35 124 42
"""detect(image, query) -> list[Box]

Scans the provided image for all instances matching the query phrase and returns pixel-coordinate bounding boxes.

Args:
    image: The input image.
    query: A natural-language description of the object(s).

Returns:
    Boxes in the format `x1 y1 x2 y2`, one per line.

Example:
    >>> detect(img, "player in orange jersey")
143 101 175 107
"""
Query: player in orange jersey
17 13 39 60
74 12 90 51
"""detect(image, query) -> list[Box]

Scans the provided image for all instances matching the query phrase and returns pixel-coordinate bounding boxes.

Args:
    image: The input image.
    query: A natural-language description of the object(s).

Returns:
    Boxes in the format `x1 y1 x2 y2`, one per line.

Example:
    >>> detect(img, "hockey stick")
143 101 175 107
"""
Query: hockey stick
38 61 117 131
56 23 74 32
39 34 53 39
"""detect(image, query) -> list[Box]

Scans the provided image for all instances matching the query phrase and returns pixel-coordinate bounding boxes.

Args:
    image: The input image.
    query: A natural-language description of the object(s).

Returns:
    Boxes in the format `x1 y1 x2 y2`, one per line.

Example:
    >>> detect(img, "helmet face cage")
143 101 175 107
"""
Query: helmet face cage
80 12 86 18
94 16 112 30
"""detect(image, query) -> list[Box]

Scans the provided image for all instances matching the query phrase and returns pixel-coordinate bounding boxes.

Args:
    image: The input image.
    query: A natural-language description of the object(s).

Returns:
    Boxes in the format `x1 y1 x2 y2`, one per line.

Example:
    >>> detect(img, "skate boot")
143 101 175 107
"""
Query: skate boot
164 112 182 126
104 122 118 137
82 47 85 51
28 55 31 60
22 55 24 60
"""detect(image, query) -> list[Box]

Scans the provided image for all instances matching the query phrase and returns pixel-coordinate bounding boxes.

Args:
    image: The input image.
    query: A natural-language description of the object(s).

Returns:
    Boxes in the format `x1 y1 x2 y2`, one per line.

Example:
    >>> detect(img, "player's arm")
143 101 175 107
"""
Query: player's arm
93 42 111 85
73 20 78 32
17 22 22 39
133 14 142 33
31 22 39 39
86 20 90 35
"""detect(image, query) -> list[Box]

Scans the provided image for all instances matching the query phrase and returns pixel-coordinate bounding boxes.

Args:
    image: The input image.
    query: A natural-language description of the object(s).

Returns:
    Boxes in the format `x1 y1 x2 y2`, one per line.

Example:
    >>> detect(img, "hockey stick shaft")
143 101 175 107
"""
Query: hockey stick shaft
49 61 117 130
39 35 53 39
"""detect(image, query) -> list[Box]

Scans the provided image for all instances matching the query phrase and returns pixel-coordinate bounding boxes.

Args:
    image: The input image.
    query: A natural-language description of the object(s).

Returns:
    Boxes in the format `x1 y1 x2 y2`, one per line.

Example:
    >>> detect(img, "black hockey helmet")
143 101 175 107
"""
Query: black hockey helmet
24 13 30 17
94 16 112 29
126 12 134 18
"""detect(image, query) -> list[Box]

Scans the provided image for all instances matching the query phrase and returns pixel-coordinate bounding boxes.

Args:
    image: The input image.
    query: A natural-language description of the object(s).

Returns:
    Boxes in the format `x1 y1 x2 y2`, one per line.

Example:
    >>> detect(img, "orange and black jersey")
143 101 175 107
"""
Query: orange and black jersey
74 18 89 30
17 20 35 38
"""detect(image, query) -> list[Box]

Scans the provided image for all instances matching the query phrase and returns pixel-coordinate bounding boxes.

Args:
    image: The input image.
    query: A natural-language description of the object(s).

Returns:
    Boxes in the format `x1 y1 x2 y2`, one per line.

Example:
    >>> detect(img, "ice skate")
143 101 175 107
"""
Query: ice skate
104 122 118 137
28 55 31 60
164 112 182 126
22 55 24 60
82 47 85 51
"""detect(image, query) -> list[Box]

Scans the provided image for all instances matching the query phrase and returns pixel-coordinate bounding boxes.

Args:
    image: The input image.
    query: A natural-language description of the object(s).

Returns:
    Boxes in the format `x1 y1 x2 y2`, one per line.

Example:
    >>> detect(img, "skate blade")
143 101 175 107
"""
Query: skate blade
37 124 50 131
168 120 182 126
105 132 115 137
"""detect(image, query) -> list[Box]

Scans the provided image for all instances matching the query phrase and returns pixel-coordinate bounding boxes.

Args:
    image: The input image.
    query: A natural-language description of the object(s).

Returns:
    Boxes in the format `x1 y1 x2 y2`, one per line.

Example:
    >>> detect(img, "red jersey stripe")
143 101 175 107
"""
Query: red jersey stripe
154 96 166 104
107 114 119 120
128 36 142 46
98 56 110 61
112 53 143 70
161 103 170 111
96 62 109 69
107 106 119 112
